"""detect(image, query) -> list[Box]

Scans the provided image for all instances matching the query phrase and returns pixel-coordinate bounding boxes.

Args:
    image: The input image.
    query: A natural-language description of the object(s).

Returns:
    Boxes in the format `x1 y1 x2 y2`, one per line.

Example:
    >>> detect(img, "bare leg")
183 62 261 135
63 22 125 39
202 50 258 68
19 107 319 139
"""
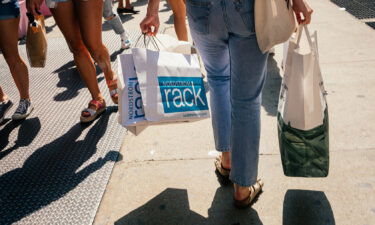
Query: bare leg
118 0 124 8
74 0 117 88
167 0 188 41
125 0 131 9
0 86 8 101
50 1 103 103
0 18 30 100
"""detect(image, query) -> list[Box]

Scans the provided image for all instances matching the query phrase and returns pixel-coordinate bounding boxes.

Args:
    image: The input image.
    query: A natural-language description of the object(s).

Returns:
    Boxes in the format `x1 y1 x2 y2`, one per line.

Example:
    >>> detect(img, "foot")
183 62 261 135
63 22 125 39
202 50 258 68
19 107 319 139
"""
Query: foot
0 99 13 123
121 38 131 49
234 179 264 208
80 99 106 123
12 99 33 120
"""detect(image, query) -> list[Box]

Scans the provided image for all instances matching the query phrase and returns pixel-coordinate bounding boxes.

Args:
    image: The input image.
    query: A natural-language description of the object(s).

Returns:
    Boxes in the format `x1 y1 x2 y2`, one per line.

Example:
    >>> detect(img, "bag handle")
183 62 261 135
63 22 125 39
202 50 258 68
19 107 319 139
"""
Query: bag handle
134 33 166 51
296 25 314 51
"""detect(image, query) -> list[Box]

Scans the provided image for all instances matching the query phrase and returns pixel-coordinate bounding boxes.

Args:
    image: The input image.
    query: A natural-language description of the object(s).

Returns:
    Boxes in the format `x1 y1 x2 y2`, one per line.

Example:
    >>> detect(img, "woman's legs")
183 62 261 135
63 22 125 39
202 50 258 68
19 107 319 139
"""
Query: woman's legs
167 0 188 41
228 33 268 200
74 0 117 88
0 17 29 100
50 1 103 103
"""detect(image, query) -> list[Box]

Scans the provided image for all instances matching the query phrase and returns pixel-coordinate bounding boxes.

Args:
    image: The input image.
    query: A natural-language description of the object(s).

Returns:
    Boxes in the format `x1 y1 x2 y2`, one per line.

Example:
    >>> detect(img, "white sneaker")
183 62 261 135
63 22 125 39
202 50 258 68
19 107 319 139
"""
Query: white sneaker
121 39 131 49
12 99 34 120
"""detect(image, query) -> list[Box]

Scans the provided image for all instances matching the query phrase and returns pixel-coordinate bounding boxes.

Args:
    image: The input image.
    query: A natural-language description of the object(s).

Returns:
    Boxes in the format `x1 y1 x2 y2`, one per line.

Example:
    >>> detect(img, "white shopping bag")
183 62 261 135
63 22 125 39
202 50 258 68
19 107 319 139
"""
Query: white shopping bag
278 25 327 130
117 53 148 134
132 48 210 123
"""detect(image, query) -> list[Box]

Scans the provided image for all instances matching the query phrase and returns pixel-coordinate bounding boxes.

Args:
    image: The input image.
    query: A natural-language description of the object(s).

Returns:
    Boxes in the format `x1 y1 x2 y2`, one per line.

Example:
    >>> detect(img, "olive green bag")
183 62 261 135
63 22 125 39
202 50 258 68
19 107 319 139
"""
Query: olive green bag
278 109 329 177
278 26 329 177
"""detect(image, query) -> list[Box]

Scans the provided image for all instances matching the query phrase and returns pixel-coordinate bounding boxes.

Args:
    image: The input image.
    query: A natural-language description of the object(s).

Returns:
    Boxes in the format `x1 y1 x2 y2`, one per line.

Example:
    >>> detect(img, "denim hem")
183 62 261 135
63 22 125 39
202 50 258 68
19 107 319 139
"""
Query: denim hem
216 148 231 152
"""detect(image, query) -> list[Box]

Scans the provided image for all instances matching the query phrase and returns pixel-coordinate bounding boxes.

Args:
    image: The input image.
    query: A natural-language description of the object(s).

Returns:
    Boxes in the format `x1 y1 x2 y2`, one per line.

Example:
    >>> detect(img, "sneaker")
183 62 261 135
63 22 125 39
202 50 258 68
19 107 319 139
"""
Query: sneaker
12 99 34 120
0 99 13 124
121 39 131 49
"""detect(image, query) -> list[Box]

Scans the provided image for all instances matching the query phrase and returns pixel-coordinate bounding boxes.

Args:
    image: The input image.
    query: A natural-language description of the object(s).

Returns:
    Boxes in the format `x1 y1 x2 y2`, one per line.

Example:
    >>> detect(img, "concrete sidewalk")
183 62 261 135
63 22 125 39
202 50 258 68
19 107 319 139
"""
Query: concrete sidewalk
93 0 375 224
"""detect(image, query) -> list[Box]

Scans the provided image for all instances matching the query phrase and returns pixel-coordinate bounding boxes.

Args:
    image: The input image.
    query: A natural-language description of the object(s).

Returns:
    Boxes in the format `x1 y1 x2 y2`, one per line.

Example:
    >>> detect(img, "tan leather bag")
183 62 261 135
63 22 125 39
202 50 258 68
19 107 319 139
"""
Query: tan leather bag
255 0 296 53
26 14 48 67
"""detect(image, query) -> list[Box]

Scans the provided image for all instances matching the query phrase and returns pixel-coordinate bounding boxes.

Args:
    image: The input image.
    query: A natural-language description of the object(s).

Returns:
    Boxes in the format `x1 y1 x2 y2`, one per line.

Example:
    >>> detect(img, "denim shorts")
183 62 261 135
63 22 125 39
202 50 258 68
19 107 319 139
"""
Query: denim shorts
0 0 20 20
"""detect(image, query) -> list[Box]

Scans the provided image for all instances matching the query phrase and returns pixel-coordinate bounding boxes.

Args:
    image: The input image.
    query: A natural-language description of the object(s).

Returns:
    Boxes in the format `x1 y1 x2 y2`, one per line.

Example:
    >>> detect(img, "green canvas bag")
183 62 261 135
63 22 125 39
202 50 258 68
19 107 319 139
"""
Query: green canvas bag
278 108 329 177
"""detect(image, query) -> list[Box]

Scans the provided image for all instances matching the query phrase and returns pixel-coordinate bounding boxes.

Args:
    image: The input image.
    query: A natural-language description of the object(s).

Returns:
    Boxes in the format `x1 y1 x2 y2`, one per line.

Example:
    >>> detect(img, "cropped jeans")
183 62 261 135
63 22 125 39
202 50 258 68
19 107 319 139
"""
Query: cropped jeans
186 0 268 187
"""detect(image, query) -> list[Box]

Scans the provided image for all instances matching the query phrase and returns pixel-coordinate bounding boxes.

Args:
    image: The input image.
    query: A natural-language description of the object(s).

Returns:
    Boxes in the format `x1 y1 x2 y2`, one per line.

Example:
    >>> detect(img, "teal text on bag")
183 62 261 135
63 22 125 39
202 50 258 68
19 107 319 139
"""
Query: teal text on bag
158 77 208 113
127 77 145 120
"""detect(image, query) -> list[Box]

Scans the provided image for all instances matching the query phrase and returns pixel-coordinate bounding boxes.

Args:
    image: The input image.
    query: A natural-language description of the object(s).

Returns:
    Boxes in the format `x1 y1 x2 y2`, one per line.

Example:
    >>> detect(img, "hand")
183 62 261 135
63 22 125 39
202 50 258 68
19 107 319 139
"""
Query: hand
26 0 44 16
140 13 160 36
292 0 313 25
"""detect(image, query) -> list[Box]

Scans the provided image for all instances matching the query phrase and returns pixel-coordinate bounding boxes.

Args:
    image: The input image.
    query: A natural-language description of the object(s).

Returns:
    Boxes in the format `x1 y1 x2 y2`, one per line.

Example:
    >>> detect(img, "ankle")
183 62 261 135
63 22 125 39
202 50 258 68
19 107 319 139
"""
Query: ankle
234 184 250 200
221 152 231 168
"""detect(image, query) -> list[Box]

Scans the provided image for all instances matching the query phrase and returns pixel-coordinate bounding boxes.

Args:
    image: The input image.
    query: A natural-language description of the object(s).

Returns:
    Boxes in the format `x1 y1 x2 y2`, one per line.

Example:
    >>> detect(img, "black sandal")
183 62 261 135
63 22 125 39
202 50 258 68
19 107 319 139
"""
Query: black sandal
117 7 139 14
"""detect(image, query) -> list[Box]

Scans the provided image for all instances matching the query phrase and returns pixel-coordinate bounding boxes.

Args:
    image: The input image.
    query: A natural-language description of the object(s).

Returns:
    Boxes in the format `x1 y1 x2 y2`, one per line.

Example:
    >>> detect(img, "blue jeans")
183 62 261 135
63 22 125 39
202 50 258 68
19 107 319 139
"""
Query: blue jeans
186 0 268 187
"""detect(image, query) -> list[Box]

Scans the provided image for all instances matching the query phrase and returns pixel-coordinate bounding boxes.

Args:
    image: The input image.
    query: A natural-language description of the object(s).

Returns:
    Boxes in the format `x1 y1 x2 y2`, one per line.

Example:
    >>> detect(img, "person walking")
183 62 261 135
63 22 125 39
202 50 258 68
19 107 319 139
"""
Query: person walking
141 0 313 207
0 0 34 124
167 0 188 41
27 0 120 123
103 0 131 49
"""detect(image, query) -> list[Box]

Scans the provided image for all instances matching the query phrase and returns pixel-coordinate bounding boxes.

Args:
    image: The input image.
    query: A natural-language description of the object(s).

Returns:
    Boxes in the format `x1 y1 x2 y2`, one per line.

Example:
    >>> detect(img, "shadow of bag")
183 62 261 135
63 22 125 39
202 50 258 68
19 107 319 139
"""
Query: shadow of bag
277 25 329 177
255 0 296 53
26 13 47 68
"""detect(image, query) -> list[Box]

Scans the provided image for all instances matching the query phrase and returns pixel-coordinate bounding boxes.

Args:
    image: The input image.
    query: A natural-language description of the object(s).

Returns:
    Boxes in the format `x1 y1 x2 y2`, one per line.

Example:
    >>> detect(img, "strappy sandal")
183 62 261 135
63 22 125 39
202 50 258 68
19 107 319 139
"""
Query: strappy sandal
80 99 106 123
106 77 119 104
234 179 264 209
214 156 231 178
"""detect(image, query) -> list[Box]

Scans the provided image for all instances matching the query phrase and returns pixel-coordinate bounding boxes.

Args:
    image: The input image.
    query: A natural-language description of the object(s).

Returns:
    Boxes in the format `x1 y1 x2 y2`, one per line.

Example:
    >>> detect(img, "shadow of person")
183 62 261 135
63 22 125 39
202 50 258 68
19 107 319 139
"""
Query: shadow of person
53 61 104 102
262 55 282 117
0 117 41 160
115 186 263 225
283 190 336 225
0 107 118 224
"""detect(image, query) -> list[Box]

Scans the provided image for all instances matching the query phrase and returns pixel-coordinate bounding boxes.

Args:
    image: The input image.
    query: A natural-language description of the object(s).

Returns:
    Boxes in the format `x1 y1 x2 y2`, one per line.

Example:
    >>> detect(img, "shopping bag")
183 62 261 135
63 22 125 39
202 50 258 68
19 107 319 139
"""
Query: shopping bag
255 0 296 53
117 36 209 135
132 48 210 123
277 25 329 177
26 13 47 67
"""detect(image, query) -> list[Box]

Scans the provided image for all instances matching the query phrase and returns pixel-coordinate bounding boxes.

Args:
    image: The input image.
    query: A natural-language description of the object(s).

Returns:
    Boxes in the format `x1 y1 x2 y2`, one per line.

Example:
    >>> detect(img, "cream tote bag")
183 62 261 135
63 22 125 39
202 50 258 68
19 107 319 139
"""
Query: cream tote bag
255 0 297 53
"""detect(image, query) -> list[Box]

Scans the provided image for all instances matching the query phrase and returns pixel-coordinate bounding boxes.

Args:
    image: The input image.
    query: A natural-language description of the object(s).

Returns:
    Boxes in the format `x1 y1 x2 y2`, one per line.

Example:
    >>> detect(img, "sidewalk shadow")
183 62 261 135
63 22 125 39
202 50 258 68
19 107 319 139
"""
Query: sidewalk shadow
0 107 118 224
0 117 41 160
283 190 336 225
115 186 263 225
53 60 104 101
262 55 282 117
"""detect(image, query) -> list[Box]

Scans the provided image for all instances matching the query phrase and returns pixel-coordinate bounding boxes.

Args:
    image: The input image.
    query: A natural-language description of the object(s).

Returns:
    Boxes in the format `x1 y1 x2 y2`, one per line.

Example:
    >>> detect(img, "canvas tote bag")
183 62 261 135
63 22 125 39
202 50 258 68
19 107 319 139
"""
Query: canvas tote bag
255 0 296 53
277 25 329 177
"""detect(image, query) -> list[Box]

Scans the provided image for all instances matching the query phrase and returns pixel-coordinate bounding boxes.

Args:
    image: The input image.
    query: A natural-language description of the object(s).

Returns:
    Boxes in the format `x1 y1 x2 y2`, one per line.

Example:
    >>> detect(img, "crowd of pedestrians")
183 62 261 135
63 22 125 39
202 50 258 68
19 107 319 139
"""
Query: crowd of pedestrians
1 0 313 208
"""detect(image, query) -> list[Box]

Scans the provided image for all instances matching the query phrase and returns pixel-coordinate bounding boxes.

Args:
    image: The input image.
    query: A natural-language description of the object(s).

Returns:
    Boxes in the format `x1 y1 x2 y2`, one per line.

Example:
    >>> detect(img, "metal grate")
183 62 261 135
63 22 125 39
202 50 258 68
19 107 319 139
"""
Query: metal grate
331 0 375 20
0 30 144 224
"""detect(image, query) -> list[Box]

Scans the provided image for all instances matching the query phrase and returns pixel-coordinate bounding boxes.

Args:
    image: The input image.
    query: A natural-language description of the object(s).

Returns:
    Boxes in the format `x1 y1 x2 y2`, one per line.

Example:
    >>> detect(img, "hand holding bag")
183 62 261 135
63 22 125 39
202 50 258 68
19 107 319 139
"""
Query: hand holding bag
26 13 48 67
255 0 296 53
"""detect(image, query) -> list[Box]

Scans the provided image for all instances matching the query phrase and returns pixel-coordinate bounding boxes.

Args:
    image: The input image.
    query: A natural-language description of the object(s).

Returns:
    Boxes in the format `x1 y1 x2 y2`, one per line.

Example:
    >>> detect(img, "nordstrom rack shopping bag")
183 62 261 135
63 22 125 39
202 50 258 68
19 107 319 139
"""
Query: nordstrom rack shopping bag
277 25 329 177
132 48 210 123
